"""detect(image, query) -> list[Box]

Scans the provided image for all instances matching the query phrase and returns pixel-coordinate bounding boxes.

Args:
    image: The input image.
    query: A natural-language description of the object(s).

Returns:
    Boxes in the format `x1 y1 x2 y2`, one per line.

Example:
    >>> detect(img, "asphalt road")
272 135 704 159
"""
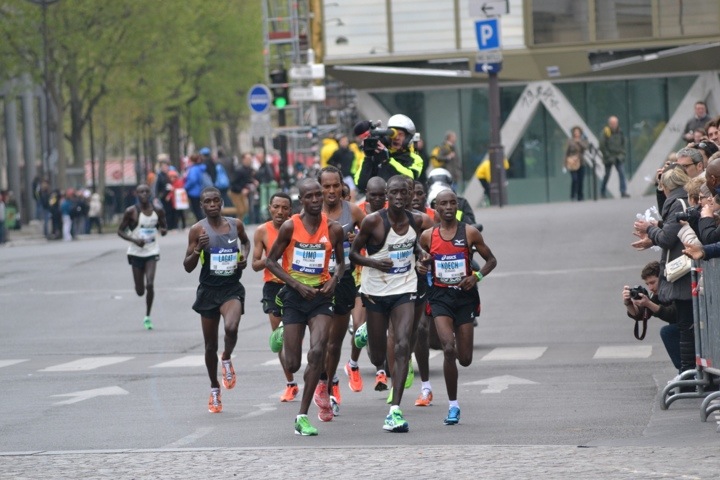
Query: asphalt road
1 196 718 477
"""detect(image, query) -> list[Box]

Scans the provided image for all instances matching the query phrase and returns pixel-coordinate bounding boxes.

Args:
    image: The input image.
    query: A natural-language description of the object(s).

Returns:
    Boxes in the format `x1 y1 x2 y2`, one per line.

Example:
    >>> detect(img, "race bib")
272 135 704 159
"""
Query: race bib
209 247 238 276
139 227 157 244
434 253 467 285
388 241 413 274
329 241 351 273
291 242 325 275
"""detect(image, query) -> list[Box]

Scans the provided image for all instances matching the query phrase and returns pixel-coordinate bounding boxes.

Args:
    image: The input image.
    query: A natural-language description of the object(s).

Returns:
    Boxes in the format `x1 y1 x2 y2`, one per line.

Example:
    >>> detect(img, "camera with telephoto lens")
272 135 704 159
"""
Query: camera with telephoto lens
629 285 648 300
675 205 701 222
362 123 397 156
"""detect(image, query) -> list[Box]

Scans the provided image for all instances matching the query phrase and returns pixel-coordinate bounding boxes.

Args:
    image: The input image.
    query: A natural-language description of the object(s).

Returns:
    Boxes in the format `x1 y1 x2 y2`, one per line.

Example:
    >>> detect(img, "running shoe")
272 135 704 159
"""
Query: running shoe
208 389 222 413
374 371 388 391
444 406 461 425
386 388 393 404
294 416 318 436
280 383 299 402
383 409 409 432
344 361 363 392
221 359 236 390
404 360 414 389
330 395 340 416
314 382 333 422
269 323 284 353
415 389 433 407
143 316 153 330
332 380 342 404
354 322 368 348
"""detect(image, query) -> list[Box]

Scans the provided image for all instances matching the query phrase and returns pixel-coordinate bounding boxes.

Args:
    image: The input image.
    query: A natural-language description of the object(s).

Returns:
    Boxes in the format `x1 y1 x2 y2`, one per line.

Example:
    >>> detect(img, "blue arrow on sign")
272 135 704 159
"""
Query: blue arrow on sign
247 84 272 114
474 61 503 74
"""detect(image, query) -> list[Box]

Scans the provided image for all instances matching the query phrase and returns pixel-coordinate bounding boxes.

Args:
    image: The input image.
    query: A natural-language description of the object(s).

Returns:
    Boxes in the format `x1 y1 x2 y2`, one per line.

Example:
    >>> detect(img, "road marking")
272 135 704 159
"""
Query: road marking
480 347 547 361
40 357 133 372
163 427 214 448
0 359 28 369
593 345 652 359
51 386 129 405
150 356 206 368
240 403 277 419
262 358 306 367
464 375 538 393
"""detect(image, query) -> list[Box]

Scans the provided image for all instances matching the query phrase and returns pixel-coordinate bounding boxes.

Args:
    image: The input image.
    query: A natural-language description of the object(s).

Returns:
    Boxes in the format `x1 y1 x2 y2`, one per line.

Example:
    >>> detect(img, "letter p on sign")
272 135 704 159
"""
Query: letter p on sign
475 18 500 51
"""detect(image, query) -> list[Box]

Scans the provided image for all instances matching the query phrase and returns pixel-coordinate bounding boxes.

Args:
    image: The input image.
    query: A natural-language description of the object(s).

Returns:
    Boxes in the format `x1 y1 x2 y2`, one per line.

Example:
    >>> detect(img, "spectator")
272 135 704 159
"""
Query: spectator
87 192 103 234
634 166 694 373
36 178 52 238
430 131 462 190
60 189 74 241
169 169 188 230
71 190 89 237
155 154 175 228
320 134 339 168
413 134 430 184
199 147 217 184
675 147 704 179
184 154 210 221
48 189 62 239
683 101 711 143
622 261 679 372
229 152 256 221
705 116 719 146
564 126 589 201
328 134 357 201
688 141 718 169
600 115 629 198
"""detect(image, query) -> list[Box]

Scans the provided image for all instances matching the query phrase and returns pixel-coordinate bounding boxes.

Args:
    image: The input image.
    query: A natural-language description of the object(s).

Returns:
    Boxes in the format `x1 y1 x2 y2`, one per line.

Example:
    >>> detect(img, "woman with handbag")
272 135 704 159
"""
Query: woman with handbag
565 126 588 201
634 166 695 372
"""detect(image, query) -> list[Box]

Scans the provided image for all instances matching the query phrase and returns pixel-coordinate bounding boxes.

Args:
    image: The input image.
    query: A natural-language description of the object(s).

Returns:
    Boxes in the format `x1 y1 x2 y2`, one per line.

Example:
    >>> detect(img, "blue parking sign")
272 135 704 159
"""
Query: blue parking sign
475 18 500 51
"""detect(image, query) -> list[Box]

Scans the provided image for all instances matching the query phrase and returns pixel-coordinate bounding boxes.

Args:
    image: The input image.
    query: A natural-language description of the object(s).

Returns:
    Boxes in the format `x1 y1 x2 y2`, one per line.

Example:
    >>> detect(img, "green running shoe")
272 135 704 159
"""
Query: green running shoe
354 322 367 349
404 360 414 389
386 388 393 404
383 409 409 432
269 323 284 353
294 415 318 436
143 316 153 330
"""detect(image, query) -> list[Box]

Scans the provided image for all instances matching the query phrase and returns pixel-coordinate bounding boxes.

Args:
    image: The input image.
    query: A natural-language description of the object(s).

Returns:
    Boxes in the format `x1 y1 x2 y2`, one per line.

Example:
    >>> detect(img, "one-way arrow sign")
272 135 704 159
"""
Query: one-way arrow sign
51 386 129 405
463 375 537 393
469 0 509 17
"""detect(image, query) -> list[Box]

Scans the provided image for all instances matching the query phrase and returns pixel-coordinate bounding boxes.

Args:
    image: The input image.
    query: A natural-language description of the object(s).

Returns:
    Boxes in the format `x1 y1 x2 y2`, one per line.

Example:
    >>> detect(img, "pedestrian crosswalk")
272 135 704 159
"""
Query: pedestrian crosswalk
0 344 664 374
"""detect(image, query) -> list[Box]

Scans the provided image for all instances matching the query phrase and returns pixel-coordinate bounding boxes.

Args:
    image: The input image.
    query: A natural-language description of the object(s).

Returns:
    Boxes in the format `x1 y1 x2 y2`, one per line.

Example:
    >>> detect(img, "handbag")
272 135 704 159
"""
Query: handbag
565 154 581 172
664 198 692 283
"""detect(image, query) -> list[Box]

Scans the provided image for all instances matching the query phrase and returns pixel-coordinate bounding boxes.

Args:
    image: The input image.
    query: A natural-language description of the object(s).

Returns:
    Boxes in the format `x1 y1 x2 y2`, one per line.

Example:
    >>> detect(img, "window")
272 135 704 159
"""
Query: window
532 0 589 45
595 0 652 41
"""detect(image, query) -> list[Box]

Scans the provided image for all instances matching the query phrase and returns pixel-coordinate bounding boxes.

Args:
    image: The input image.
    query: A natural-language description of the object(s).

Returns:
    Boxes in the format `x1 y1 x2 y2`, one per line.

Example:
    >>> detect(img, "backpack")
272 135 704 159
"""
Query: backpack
215 164 230 190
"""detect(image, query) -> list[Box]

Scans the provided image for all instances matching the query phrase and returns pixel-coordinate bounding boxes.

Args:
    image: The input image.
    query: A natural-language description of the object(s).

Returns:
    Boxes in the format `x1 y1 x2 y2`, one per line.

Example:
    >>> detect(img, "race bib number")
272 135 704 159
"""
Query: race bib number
329 241 351 273
139 227 156 244
209 247 238 276
388 242 413 274
434 253 467 285
292 242 325 275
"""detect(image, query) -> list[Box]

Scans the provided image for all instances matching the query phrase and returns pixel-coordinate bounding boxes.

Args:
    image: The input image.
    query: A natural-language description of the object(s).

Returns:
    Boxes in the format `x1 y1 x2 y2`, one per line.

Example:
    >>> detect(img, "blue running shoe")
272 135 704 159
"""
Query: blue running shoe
444 406 460 425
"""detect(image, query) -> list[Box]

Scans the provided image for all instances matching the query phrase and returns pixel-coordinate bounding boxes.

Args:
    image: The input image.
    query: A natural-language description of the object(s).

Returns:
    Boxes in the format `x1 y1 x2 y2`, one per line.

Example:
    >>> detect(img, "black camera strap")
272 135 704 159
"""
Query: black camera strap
633 308 652 340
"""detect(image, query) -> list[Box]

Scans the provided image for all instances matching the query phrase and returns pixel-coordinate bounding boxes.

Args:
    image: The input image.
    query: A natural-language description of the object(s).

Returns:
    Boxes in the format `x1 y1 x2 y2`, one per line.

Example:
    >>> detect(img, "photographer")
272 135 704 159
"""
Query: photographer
623 261 679 372
353 115 424 192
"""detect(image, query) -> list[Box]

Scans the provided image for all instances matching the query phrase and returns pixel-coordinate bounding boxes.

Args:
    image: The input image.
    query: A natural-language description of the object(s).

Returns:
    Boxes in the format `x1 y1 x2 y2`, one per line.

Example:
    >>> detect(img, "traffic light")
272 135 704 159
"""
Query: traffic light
269 69 288 109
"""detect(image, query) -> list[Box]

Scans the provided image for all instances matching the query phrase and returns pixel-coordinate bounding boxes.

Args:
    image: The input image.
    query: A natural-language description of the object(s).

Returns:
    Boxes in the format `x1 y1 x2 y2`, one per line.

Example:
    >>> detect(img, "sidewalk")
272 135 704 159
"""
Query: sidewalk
1 445 717 479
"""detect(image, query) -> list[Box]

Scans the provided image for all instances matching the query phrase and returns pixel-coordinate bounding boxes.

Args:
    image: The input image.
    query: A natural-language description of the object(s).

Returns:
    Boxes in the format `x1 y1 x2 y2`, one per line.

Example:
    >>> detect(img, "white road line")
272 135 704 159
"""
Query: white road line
150 356 206 368
593 345 653 359
40 357 134 372
0 359 28 369
163 427 215 449
480 347 547 361
262 358 306 367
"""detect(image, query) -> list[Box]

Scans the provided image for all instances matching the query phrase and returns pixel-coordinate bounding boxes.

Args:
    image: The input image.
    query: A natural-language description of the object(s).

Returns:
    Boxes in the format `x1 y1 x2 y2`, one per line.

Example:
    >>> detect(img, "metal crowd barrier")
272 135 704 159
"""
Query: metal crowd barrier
661 259 720 421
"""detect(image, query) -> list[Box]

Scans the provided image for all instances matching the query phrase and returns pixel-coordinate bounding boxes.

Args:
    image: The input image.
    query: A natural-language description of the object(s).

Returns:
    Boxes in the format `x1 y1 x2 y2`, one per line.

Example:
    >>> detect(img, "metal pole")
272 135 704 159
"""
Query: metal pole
488 71 506 206
89 111 96 192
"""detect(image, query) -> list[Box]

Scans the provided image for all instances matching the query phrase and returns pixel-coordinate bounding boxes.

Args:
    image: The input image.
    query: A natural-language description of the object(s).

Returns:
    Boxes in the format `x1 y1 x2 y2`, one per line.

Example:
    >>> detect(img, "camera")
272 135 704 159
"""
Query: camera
675 205 701 222
363 126 397 156
629 285 648 300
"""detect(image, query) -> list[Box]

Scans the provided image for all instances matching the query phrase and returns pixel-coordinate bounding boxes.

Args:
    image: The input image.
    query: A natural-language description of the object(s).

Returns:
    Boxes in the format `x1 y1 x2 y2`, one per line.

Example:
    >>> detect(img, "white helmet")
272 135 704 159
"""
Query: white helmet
387 114 416 147
427 168 453 187
427 183 453 208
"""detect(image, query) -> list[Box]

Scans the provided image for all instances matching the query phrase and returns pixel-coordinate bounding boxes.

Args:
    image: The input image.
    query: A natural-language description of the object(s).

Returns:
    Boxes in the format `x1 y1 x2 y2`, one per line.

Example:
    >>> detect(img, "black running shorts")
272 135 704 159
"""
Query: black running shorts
192 282 245 318
428 287 480 326
276 284 334 325
262 281 284 315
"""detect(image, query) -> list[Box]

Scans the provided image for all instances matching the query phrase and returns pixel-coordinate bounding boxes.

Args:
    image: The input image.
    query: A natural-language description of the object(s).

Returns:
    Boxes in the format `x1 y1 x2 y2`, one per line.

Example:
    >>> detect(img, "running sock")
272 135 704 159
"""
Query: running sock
422 381 432 391
211 387 220 394
449 400 459 409
296 414 308 421
390 405 400 413
376 369 386 375
348 359 359 368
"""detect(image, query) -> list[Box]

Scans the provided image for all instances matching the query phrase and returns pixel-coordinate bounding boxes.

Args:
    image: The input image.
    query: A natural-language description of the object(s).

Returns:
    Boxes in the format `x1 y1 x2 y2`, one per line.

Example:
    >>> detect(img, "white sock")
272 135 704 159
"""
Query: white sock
211 387 220 393
348 359 358 368
422 381 432 392
449 400 459 408
377 369 386 375
390 405 400 413
296 414 307 421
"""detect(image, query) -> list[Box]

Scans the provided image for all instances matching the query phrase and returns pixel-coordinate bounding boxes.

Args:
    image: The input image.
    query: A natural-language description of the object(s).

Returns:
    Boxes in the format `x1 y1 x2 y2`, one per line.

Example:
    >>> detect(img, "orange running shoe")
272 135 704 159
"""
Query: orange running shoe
414 389 433 407
374 372 388 391
314 381 333 422
332 380 342 405
221 359 236 390
208 389 222 413
280 383 299 402
345 361 363 392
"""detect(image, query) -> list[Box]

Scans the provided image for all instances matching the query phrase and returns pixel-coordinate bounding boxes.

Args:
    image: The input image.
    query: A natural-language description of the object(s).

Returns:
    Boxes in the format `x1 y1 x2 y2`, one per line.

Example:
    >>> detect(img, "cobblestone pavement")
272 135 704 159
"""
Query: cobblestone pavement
1 445 717 479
